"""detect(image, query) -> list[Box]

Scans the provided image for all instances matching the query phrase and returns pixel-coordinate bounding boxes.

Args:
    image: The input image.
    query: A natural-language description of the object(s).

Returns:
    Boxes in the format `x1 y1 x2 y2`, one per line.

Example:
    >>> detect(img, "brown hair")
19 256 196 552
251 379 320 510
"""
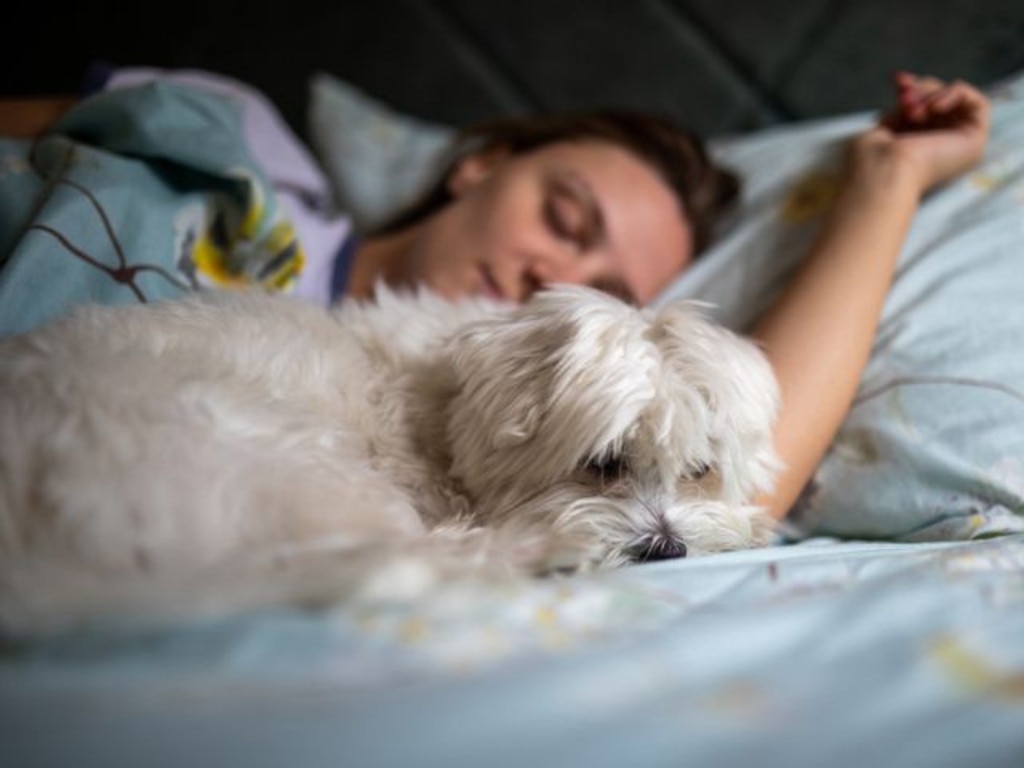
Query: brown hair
376 109 740 256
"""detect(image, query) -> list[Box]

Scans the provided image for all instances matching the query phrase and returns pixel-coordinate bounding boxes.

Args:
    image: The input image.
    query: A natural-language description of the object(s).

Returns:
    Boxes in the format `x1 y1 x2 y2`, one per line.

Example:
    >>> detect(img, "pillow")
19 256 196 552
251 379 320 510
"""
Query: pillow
307 72 454 231
665 72 1024 542
307 71 1024 542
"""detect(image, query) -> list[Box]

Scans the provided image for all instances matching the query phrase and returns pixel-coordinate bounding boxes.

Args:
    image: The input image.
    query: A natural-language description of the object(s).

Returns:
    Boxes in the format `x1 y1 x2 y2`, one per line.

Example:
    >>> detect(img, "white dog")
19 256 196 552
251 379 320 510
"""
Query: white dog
0 285 779 632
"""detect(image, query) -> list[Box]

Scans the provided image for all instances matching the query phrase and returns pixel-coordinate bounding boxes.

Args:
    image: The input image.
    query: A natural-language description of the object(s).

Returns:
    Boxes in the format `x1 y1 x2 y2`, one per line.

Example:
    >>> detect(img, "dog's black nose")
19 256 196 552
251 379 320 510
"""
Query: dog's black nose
631 538 687 563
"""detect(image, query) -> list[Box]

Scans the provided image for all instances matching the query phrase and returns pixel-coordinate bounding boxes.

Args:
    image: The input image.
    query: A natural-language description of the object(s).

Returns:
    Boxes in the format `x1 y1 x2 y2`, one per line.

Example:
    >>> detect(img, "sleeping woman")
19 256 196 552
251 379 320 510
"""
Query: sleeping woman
0 69 992 523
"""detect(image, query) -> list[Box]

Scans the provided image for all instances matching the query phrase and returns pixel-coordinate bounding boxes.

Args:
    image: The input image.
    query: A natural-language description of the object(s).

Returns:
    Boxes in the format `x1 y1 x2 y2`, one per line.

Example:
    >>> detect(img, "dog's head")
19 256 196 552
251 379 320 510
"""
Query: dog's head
444 285 781 570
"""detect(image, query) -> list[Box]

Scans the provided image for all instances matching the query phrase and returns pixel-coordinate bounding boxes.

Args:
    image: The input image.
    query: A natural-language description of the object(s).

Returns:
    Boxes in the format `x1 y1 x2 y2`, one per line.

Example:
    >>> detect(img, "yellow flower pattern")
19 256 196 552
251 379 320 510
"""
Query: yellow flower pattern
175 168 305 292
779 172 841 224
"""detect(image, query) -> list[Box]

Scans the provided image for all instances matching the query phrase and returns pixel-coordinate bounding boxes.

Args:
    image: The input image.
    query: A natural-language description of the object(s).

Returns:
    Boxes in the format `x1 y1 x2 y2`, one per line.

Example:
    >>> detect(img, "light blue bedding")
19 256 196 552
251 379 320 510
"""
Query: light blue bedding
0 82 304 337
4 535 1024 767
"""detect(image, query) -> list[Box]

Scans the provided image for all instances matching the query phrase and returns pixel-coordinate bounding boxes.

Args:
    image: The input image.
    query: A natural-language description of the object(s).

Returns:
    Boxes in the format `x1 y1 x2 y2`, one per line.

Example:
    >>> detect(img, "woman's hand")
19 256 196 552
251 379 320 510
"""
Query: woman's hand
848 72 991 196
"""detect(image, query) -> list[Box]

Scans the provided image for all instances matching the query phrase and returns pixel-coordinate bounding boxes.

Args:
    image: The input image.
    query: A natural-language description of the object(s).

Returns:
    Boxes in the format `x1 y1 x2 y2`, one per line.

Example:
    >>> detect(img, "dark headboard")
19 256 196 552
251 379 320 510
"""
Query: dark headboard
8 0 1024 138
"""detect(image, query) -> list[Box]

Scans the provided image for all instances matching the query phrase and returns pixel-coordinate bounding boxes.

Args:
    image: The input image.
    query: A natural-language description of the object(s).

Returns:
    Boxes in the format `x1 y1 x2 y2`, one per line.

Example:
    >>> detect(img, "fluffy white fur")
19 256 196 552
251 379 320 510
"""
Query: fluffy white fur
0 285 780 632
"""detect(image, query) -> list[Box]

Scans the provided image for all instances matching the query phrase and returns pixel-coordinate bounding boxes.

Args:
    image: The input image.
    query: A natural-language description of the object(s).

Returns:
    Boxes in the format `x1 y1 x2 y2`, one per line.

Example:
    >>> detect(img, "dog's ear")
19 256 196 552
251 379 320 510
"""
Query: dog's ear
445 286 655 495
650 300 781 501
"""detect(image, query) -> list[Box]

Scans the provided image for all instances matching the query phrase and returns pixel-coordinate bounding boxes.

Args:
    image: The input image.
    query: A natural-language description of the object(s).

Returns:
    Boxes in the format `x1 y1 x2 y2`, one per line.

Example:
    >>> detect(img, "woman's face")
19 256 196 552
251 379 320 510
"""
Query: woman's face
400 140 693 305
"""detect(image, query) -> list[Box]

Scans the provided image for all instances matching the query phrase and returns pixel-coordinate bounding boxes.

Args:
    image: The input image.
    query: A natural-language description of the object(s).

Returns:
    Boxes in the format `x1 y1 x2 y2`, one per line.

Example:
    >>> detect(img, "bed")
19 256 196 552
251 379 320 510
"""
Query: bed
3 5 1024 765
2 535 1023 768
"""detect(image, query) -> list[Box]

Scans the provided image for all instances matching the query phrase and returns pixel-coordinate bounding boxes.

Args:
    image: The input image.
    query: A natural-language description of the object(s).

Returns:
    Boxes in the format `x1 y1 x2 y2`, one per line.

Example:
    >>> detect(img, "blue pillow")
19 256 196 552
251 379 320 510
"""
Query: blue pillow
307 72 454 232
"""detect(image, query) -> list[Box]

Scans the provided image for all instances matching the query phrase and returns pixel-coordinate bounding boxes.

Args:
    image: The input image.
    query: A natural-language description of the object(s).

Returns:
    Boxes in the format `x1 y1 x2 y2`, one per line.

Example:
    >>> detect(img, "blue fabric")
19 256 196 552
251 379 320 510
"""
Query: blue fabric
0 82 305 337
4 535 1024 767
307 72 454 232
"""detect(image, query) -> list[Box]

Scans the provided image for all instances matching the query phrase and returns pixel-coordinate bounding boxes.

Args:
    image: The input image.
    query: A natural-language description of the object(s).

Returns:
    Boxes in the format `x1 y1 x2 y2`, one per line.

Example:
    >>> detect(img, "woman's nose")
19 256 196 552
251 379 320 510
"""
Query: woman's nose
523 243 583 293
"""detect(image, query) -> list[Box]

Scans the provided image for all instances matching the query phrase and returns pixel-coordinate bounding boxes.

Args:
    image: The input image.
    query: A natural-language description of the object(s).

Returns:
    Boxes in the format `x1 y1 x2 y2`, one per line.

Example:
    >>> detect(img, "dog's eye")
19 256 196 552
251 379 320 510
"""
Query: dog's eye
685 462 712 481
584 454 627 481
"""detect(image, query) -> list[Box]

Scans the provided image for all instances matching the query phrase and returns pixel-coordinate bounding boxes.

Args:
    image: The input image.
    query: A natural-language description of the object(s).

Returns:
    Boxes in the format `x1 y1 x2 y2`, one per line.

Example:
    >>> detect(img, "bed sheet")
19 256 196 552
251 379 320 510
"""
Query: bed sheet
4 534 1024 768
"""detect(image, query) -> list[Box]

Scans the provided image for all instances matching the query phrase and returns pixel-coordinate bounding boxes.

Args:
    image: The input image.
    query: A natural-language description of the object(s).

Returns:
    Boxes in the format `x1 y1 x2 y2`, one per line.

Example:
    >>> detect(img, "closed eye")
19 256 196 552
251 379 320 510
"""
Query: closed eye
543 172 602 252
542 171 636 303
543 190 588 249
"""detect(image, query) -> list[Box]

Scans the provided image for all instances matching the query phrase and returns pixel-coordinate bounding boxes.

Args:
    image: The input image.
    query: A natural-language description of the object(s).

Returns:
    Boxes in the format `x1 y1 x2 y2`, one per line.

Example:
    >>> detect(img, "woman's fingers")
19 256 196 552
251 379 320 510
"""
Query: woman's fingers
888 73 989 132
896 72 941 117
928 88 960 114
896 72 943 102
921 81 990 133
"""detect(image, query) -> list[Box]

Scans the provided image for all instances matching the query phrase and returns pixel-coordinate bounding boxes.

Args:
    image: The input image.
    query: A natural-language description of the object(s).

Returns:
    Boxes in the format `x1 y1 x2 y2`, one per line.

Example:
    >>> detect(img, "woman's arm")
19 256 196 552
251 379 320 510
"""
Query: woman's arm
753 74 992 521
